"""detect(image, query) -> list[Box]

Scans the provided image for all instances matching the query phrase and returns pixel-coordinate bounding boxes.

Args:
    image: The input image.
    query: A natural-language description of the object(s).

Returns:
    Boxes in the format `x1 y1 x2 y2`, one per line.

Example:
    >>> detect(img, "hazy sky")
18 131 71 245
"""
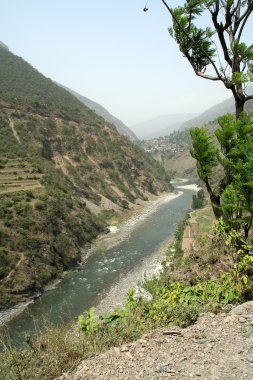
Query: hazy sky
0 0 240 126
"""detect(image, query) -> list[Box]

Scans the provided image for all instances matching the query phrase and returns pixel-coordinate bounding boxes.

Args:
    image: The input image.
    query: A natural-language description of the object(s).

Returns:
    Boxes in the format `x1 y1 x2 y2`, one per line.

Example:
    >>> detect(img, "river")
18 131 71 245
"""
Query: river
1 182 197 346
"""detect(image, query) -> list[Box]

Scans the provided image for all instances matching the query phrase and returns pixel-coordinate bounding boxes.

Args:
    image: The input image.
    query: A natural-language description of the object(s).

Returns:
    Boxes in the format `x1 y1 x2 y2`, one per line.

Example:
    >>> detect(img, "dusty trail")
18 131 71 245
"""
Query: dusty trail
8 116 21 144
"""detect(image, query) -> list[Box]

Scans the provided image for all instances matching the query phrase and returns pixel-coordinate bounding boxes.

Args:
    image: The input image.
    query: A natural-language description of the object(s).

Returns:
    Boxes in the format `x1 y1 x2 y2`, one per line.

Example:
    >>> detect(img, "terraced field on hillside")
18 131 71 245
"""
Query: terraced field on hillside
0 159 42 194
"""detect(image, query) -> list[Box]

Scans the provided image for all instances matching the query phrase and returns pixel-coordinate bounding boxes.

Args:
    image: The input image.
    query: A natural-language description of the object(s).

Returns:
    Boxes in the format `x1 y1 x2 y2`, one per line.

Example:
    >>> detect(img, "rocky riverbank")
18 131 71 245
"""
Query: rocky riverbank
59 301 253 380
86 191 184 316
90 190 183 253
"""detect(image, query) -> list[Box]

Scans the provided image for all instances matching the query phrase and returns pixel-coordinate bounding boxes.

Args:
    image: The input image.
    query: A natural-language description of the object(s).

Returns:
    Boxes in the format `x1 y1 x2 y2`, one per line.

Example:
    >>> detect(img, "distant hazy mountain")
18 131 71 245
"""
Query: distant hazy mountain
60 85 138 142
146 121 187 139
179 87 253 130
130 113 198 140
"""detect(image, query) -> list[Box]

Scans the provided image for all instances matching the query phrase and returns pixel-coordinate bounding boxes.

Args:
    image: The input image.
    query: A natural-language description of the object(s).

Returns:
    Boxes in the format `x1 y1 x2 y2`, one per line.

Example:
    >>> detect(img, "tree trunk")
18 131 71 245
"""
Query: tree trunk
235 96 245 120
204 180 223 218
235 101 245 119
231 84 245 120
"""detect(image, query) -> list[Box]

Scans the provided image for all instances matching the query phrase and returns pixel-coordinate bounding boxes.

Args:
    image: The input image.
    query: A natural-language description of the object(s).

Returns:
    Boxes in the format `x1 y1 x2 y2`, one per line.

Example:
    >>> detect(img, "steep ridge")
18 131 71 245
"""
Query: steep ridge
0 41 9 51
60 84 138 142
0 45 172 310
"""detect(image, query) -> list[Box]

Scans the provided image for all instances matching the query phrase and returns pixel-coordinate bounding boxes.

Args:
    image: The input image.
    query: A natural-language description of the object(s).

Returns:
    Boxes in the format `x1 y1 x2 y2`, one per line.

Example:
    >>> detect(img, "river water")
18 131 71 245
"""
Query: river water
1 183 196 345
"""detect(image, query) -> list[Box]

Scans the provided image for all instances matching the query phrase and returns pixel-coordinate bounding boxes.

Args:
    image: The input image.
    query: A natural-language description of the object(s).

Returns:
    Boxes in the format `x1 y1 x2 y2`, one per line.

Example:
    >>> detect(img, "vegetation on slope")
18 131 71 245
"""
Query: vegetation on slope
0 47 84 110
61 84 138 141
140 129 195 177
0 47 172 310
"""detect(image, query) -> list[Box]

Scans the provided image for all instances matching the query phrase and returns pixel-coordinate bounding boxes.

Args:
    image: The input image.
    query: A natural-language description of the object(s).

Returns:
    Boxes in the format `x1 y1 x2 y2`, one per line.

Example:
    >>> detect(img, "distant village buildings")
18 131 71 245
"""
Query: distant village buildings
142 136 186 155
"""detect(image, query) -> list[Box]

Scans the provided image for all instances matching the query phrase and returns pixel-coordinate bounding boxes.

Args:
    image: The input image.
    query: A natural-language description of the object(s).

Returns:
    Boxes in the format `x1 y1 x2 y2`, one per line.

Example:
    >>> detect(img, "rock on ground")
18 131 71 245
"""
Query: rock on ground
58 301 253 380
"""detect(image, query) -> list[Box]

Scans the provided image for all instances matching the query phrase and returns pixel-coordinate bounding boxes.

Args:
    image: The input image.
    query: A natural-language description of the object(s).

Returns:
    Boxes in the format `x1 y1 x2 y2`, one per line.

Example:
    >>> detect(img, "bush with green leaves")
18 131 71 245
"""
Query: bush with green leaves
191 113 253 240
77 308 99 334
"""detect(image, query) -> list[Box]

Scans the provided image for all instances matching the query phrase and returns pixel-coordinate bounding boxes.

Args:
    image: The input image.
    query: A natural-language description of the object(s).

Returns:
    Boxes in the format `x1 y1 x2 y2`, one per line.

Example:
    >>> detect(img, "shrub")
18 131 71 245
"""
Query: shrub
192 189 206 209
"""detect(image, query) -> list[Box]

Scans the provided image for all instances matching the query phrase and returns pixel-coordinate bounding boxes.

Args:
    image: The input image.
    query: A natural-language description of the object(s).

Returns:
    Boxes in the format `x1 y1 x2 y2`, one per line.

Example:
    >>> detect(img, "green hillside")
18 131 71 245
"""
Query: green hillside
60 84 138 141
0 47 172 309
0 47 82 108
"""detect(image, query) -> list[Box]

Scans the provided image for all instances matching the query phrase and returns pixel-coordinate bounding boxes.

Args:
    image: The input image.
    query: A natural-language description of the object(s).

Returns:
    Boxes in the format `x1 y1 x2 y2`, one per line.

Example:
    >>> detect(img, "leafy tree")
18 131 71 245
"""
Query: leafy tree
191 113 253 238
158 1 253 237
161 0 253 117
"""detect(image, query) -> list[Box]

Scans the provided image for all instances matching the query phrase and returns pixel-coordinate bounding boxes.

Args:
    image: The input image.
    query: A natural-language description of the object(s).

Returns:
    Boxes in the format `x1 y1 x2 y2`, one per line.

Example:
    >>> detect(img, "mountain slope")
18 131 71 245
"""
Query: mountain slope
0 41 9 51
0 45 172 310
164 93 253 177
60 85 138 142
179 88 253 131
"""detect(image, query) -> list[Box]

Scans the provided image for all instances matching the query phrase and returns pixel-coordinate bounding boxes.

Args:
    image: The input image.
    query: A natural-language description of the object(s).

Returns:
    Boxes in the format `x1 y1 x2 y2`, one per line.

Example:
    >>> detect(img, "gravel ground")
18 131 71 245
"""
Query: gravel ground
58 301 253 380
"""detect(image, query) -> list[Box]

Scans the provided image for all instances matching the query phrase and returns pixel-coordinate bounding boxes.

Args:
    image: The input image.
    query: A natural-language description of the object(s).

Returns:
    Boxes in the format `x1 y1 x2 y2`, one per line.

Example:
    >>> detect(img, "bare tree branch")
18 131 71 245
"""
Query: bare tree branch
245 95 253 102
196 72 221 80
235 1 253 32
210 3 232 66
237 7 253 41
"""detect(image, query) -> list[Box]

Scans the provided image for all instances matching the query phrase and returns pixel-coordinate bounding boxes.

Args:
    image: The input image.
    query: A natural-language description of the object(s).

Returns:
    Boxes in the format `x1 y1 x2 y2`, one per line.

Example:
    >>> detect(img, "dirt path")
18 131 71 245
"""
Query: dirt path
4 252 25 283
59 301 253 380
8 117 21 145
182 215 198 255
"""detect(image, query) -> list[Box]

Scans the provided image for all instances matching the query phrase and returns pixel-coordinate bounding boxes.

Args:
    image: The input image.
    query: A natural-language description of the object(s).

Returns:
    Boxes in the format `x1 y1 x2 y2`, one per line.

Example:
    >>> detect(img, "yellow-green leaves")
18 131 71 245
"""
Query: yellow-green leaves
190 127 218 180
232 72 251 84
77 308 99 334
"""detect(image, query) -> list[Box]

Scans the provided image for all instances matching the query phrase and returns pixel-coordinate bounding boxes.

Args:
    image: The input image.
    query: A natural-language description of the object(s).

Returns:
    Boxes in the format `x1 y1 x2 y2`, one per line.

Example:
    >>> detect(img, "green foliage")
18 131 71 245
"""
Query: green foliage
126 288 138 309
167 0 253 115
0 116 25 158
34 200 46 211
75 232 253 349
173 211 190 257
101 307 129 327
98 209 117 223
192 189 206 209
191 113 253 239
145 300 200 327
215 218 253 262
0 47 88 115
54 234 72 256
77 308 99 334
169 5 216 72
153 272 250 309
190 127 217 181
0 247 16 279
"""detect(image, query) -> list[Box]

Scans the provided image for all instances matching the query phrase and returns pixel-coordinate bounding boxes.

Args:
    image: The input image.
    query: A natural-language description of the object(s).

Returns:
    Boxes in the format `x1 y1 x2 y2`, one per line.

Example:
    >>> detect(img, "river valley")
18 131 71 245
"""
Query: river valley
1 182 197 346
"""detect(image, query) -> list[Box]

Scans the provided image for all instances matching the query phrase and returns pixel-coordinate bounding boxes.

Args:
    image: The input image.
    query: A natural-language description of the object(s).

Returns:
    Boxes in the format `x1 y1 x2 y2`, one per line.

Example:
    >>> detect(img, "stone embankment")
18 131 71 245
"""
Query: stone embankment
59 301 253 380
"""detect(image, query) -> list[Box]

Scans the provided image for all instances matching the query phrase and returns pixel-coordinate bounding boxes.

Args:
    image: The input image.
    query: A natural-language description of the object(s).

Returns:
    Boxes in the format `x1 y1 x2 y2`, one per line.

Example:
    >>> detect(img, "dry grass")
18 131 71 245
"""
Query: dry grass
0 314 149 380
